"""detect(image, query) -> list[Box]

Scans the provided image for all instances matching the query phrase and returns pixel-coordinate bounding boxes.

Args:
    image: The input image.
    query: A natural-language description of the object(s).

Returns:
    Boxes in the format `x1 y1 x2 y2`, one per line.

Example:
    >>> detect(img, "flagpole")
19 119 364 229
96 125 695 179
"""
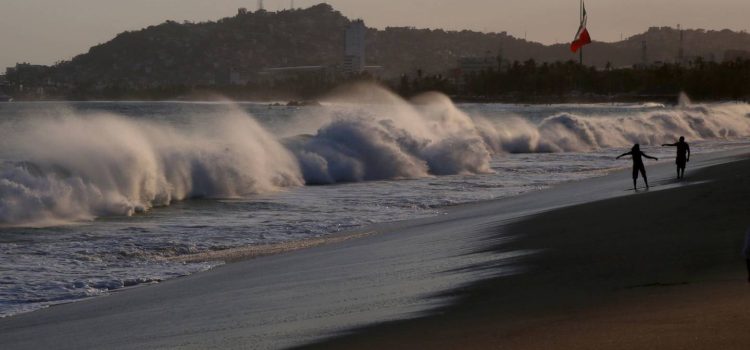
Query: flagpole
579 0 583 65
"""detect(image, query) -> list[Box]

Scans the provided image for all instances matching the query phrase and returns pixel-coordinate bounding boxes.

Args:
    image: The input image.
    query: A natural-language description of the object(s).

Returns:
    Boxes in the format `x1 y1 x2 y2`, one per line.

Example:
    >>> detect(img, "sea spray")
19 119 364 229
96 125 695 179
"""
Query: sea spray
0 107 303 226
4 100 750 318
287 84 750 183
2 86 750 225
286 86 495 184
531 103 750 152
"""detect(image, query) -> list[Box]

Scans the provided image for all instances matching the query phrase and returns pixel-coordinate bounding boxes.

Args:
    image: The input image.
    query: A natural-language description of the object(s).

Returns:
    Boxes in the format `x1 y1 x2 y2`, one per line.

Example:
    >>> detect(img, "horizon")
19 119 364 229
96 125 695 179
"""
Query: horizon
2 0 750 70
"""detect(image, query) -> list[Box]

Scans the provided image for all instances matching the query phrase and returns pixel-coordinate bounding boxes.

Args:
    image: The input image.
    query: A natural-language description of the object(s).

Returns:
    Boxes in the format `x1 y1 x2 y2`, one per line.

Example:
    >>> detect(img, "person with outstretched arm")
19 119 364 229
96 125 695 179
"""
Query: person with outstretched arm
662 136 691 179
616 144 658 191
743 227 750 283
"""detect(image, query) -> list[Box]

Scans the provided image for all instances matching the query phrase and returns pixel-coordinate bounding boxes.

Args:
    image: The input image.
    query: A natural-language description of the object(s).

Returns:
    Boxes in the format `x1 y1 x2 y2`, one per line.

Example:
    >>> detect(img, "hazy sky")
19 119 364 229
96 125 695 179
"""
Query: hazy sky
2 0 749 69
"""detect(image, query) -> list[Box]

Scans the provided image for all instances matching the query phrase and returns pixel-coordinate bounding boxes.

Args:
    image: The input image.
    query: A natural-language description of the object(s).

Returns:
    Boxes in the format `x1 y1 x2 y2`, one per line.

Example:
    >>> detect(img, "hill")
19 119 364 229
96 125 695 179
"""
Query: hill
5 3 750 98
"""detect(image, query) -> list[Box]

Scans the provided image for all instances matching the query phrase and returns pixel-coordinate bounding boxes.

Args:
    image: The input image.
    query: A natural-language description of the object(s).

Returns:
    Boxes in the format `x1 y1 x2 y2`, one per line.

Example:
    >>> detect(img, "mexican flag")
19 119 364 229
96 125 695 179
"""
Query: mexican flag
570 1 591 53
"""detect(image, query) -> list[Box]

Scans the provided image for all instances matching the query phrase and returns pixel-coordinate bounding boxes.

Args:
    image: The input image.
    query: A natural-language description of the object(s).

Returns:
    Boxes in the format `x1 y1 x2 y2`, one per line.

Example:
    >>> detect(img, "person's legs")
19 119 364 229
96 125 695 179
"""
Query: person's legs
632 167 638 190
677 159 686 179
640 166 649 189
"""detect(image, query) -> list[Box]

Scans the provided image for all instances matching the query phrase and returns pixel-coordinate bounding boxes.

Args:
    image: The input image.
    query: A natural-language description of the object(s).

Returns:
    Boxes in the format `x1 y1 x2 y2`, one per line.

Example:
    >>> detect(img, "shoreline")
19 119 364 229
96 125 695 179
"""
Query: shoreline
1 148 748 349
5 96 749 105
301 151 750 349
169 230 375 264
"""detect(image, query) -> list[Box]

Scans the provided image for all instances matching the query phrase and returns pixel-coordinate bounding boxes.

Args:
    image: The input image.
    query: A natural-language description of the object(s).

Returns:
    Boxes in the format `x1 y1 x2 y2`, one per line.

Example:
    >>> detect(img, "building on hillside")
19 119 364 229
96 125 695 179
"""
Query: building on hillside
343 20 366 75
457 51 498 76
4 64 51 92
450 51 499 87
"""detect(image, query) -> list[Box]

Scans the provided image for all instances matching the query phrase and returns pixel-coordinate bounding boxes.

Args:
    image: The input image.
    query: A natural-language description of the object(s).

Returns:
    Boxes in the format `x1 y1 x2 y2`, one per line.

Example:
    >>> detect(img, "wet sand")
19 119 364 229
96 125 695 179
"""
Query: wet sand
302 154 750 349
1 149 748 349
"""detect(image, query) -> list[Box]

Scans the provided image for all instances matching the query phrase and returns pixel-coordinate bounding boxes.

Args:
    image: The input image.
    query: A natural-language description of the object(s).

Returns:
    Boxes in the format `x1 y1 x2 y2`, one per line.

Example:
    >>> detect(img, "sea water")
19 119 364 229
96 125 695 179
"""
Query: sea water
1 89 749 317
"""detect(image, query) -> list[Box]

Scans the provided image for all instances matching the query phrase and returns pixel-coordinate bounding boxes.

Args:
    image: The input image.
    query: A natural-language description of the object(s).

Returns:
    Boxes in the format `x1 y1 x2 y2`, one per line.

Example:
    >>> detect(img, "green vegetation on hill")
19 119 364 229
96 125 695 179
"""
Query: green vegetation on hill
401 58 750 103
3 4 750 101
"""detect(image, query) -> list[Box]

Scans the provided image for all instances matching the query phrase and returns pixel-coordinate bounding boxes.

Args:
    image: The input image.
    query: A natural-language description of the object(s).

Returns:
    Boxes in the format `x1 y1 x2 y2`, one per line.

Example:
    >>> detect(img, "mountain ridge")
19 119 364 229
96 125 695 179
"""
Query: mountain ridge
7 4 750 90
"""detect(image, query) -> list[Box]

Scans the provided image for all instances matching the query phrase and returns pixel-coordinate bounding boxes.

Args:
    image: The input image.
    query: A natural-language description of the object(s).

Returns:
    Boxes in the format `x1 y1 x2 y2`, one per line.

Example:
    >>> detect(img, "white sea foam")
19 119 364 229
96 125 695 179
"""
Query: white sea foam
0 106 303 226
286 88 495 183
2 85 750 226
3 96 750 318
287 84 750 182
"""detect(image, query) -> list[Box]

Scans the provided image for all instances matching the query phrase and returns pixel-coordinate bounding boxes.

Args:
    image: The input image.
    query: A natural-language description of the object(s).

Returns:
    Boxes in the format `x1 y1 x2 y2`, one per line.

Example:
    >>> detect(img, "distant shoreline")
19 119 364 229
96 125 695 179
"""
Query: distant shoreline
4 94 746 105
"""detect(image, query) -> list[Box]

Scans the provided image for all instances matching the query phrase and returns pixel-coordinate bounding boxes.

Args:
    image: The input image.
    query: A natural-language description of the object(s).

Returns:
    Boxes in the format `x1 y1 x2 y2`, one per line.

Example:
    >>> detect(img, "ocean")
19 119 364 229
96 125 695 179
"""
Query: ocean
1 88 749 317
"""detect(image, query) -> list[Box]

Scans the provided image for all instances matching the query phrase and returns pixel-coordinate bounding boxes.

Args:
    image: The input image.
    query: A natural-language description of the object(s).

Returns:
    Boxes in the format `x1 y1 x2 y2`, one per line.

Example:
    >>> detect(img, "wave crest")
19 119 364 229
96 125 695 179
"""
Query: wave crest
2 85 750 225
0 109 302 226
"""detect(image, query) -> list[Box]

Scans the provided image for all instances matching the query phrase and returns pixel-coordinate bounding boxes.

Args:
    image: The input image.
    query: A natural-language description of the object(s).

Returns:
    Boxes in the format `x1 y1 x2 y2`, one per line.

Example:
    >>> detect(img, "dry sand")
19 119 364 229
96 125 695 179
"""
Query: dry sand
301 155 750 349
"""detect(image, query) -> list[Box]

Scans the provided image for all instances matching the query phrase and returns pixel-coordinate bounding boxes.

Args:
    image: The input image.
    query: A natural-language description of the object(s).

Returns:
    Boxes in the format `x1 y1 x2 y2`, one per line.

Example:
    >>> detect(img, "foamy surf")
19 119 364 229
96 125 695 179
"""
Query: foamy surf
2 88 750 318
2 86 750 227
0 106 303 226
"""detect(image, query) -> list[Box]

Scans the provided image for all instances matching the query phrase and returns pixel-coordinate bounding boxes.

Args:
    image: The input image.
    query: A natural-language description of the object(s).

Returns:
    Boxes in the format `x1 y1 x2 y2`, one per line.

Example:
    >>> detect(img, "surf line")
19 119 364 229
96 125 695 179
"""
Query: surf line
170 231 376 264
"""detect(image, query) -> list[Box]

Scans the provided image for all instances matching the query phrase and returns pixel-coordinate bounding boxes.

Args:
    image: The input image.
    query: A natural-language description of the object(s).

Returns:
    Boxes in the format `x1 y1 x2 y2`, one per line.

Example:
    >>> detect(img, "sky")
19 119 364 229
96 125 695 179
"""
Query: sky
1 0 749 70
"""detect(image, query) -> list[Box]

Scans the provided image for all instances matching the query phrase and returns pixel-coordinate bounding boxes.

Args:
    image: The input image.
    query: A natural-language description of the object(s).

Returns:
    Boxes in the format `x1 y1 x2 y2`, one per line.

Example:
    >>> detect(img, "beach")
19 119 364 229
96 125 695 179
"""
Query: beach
303 151 750 349
4 0 750 348
0 145 748 349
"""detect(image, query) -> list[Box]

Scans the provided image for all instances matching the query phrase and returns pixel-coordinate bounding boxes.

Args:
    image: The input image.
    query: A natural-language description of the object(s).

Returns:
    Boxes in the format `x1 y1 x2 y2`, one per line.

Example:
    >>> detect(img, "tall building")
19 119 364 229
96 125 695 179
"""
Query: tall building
344 20 366 75
677 24 685 64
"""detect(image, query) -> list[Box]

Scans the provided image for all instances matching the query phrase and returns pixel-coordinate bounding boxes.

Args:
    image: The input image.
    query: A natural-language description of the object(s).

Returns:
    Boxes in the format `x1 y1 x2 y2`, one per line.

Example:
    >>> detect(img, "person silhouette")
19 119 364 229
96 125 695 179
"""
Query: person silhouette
662 136 691 179
744 227 750 283
616 144 658 190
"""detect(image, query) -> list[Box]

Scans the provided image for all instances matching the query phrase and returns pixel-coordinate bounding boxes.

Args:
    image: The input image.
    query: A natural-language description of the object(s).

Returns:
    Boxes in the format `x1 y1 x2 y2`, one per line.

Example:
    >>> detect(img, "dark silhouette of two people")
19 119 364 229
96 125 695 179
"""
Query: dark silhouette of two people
617 144 658 190
662 136 691 179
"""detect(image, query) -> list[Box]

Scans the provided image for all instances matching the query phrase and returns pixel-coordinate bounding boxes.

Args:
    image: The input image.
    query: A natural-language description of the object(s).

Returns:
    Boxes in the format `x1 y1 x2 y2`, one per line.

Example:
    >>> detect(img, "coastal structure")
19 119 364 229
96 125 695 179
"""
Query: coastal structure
677 24 685 64
452 50 499 86
0 75 10 101
344 20 366 75
457 51 498 76
259 18 381 82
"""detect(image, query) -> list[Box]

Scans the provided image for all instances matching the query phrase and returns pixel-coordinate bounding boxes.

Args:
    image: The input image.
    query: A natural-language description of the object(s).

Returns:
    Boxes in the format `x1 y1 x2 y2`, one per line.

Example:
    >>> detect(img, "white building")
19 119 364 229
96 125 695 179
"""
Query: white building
344 20 366 75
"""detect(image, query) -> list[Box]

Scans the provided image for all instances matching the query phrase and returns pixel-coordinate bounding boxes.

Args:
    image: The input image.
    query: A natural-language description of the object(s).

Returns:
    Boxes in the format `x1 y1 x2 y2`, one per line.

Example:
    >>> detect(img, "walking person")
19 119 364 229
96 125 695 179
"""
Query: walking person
662 136 691 179
616 144 659 191
744 227 750 283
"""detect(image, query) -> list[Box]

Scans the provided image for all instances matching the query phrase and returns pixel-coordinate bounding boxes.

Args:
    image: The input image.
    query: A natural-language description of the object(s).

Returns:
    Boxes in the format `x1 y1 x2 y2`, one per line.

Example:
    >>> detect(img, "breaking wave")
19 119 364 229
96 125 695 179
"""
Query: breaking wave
2 84 750 225
495 102 750 153
0 107 303 226
285 89 494 184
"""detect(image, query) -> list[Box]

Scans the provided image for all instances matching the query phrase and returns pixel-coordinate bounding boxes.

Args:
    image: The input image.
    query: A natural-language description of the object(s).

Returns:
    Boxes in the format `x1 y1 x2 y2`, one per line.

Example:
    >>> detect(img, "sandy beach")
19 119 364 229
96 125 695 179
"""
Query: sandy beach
303 152 750 349
1 148 749 349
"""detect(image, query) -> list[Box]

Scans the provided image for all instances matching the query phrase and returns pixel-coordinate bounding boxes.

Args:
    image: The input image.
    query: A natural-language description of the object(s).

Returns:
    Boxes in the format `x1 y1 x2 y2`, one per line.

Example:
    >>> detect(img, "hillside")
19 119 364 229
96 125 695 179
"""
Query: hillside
9 4 750 92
